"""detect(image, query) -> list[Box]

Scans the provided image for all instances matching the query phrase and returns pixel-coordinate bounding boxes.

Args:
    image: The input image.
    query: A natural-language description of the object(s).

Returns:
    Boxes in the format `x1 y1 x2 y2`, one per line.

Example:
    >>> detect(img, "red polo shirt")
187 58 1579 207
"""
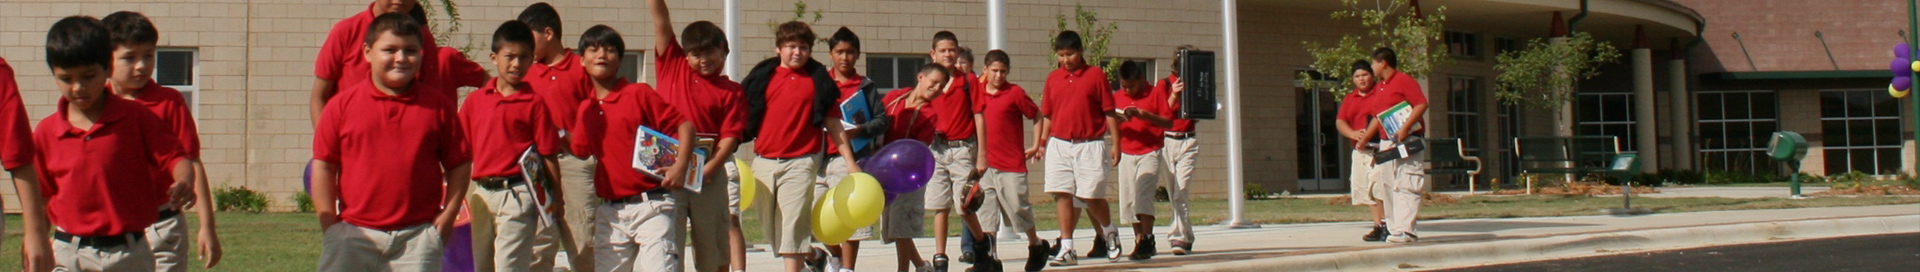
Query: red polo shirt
1115 87 1170 155
754 66 837 159
0 58 38 170
1336 87 1375 138
571 82 685 199
529 51 591 142
933 71 978 140
312 81 468 231
655 44 747 140
824 75 866 154
1370 70 1427 139
34 97 184 236
884 89 936 145
461 80 559 179
120 80 200 161
314 3 438 91
1156 75 1195 133
423 47 490 98
974 84 1038 172
1041 66 1113 141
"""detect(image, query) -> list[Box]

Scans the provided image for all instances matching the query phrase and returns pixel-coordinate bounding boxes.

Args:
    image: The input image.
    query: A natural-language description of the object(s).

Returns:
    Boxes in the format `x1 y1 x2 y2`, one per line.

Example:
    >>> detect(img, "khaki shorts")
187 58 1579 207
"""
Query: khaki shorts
475 180 544 271
1044 138 1110 199
753 154 821 255
1117 152 1162 224
55 229 154 272
925 139 975 210
977 169 1036 233
146 210 188 272
816 156 874 241
725 159 742 215
1350 150 1387 206
879 189 927 241
319 222 443 272
593 191 684 272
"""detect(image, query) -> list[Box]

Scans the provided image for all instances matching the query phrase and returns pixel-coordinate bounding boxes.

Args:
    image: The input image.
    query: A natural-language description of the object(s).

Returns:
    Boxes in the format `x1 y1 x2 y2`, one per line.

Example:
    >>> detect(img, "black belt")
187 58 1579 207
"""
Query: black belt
158 208 181 219
55 230 143 248
1055 137 1102 144
475 176 529 190
1164 131 1195 139
608 188 673 204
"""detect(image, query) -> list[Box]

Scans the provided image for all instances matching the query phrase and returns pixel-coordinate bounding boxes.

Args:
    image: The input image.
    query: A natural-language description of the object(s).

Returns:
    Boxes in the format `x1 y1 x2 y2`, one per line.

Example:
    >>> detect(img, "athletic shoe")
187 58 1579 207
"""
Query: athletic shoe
1386 233 1418 243
1087 235 1108 259
1048 249 1078 266
1026 241 1052 271
1363 225 1388 242
1104 231 1123 262
1169 239 1193 255
960 251 975 264
1128 235 1156 261
933 254 950 272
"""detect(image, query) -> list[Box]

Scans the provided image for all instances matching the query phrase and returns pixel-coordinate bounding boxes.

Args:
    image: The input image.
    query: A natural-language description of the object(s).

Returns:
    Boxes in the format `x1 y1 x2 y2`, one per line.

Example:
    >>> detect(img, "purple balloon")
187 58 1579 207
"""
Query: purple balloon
1898 43 1912 60
1895 76 1912 91
441 224 474 272
861 140 937 194
1895 58 1913 76
303 160 313 195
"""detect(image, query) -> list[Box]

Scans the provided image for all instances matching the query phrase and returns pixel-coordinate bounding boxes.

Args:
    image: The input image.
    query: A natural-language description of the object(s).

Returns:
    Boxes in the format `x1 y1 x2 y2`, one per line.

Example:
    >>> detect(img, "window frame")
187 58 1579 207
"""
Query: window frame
1819 88 1904 175
617 50 648 84
1694 90 1781 174
155 47 199 116
865 54 932 94
1445 31 1483 59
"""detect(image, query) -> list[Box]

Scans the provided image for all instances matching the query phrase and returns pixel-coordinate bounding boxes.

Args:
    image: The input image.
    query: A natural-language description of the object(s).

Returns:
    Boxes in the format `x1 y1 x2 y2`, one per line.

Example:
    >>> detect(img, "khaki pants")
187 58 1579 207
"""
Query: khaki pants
1117 152 1163 224
753 154 820 255
976 169 1035 233
1349 150 1386 206
687 161 732 272
145 211 187 272
318 222 443 272
816 156 874 241
54 230 154 272
1372 147 1428 236
594 191 684 272
925 139 975 210
536 154 598 271
475 180 547 271
1161 136 1199 243
1044 138 1110 199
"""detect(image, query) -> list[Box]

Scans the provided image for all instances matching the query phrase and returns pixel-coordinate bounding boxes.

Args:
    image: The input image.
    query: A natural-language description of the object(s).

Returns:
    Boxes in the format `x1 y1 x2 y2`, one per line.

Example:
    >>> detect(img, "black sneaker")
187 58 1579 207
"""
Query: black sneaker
1087 235 1109 259
973 234 997 265
805 247 830 272
933 253 950 272
1026 241 1051 271
1128 235 1156 261
1363 225 1388 242
961 251 975 264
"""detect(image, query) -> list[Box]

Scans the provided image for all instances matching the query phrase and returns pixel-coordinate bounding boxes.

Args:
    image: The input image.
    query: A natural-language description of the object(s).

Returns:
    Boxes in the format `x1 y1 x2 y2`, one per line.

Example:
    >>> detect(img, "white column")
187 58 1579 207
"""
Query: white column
1632 48 1658 170
1668 59 1690 170
988 0 1006 50
1221 0 1256 229
724 0 739 79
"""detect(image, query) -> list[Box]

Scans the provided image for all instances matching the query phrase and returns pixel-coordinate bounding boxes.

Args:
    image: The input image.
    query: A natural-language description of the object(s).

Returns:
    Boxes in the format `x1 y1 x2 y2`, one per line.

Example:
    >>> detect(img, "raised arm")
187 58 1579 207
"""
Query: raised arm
649 0 677 53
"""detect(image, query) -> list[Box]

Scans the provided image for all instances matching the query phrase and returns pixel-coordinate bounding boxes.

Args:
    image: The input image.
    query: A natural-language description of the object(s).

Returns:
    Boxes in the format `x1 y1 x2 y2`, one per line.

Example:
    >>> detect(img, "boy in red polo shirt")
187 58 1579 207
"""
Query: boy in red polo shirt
1366 48 1429 244
31 16 194 272
647 0 753 271
810 26 893 272
311 14 470 272
1111 61 1173 262
0 56 46 270
460 20 561 271
309 0 437 126
566 24 699 271
741 20 865 272
513 3 593 270
1157 46 1200 254
101 11 223 271
921 32 980 269
973 49 1053 271
1038 30 1121 267
878 63 947 272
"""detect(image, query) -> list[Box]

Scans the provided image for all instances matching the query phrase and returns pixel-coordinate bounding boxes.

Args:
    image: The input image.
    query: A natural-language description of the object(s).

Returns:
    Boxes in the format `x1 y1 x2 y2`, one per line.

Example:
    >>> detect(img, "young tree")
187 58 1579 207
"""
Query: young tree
1299 0 1449 100
1492 32 1621 109
1052 4 1120 83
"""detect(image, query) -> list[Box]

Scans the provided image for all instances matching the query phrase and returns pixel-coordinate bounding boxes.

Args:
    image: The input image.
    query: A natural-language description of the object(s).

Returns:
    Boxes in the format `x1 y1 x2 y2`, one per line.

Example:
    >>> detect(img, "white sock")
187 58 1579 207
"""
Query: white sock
1059 238 1075 253
1105 225 1118 236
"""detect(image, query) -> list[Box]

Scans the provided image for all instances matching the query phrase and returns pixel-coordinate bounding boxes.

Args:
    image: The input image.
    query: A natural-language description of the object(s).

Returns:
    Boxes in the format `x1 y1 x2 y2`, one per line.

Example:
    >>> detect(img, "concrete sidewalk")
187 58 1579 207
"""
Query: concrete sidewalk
737 204 1920 271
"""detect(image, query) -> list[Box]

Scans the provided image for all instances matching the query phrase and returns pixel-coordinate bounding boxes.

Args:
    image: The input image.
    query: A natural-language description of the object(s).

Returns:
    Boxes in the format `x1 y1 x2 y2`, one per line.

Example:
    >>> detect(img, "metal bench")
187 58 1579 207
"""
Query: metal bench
1514 136 1621 194
1424 138 1483 193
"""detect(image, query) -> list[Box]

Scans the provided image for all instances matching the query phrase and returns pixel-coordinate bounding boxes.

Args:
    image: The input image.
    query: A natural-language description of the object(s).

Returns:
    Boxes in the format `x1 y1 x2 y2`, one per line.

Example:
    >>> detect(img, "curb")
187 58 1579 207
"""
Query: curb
1155 214 1920 271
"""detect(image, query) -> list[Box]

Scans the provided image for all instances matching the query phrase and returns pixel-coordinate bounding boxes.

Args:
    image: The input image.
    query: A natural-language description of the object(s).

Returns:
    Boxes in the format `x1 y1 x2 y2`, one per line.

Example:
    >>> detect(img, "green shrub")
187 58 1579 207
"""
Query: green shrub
1702 171 1779 185
292 192 314 213
1245 183 1269 200
1829 171 1871 190
214 186 269 213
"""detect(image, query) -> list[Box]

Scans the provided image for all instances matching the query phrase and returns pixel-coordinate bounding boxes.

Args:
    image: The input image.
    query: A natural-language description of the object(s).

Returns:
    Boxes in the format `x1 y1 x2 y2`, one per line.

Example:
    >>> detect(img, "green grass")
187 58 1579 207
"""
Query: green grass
7 195 1918 270
1681 180 1909 188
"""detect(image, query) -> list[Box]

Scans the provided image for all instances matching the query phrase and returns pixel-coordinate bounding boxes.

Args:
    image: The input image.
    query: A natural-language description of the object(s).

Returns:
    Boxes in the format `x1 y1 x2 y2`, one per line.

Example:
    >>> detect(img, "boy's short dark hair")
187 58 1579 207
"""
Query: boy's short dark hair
578 25 625 57
1350 60 1374 76
917 63 949 80
517 2 563 35
828 27 860 51
46 16 113 70
364 13 424 46
681 21 729 55
492 20 536 52
1053 31 1083 51
931 31 957 49
409 4 428 26
957 46 974 63
102 11 158 47
1371 47 1398 69
1119 60 1146 81
985 49 1010 67
774 21 816 48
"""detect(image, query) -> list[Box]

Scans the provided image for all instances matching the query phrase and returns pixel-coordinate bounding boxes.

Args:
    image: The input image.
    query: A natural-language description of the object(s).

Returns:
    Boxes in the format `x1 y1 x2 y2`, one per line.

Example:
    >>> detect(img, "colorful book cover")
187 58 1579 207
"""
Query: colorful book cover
633 125 710 192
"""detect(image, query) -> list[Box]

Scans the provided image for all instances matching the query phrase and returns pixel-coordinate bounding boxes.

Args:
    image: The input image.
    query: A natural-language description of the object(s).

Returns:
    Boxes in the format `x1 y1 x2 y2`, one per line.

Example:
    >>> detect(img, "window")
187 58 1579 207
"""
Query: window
1445 31 1482 58
617 51 646 83
1576 92 1637 152
1494 37 1521 56
1447 77 1483 155
866 55 930 93
1820 89 1903 175
1497 102 1521 182
156 48 197 114
1696 91 1780 174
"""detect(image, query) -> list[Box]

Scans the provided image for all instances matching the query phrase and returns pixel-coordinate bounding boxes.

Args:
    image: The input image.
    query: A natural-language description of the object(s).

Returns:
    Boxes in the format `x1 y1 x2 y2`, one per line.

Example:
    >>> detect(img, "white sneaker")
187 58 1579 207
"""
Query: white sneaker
1386 233 1418 243
1049 249 1079 266
1104 231 1123 262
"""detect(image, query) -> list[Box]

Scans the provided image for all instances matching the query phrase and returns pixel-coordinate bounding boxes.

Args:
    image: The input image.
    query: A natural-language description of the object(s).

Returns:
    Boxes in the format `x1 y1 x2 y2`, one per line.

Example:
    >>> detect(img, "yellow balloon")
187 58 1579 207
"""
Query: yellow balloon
1909 61 1919 74
736 158 758 211
836 173 886 228
1893 84 1911 98
812 193 854 245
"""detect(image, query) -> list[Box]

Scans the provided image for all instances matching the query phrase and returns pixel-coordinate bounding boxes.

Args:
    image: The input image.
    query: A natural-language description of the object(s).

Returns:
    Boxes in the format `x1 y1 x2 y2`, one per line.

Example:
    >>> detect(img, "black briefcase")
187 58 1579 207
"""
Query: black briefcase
1176 48 1216 120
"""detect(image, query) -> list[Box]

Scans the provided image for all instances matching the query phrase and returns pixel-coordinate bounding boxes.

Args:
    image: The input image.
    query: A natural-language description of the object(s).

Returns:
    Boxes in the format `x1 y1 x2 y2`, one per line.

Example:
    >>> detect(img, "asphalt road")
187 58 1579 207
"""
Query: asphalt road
1438 233 1920 272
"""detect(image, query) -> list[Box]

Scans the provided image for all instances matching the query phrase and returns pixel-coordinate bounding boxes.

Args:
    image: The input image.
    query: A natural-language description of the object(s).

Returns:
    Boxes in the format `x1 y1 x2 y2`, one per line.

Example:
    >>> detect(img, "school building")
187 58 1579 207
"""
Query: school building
0 0 1907 211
